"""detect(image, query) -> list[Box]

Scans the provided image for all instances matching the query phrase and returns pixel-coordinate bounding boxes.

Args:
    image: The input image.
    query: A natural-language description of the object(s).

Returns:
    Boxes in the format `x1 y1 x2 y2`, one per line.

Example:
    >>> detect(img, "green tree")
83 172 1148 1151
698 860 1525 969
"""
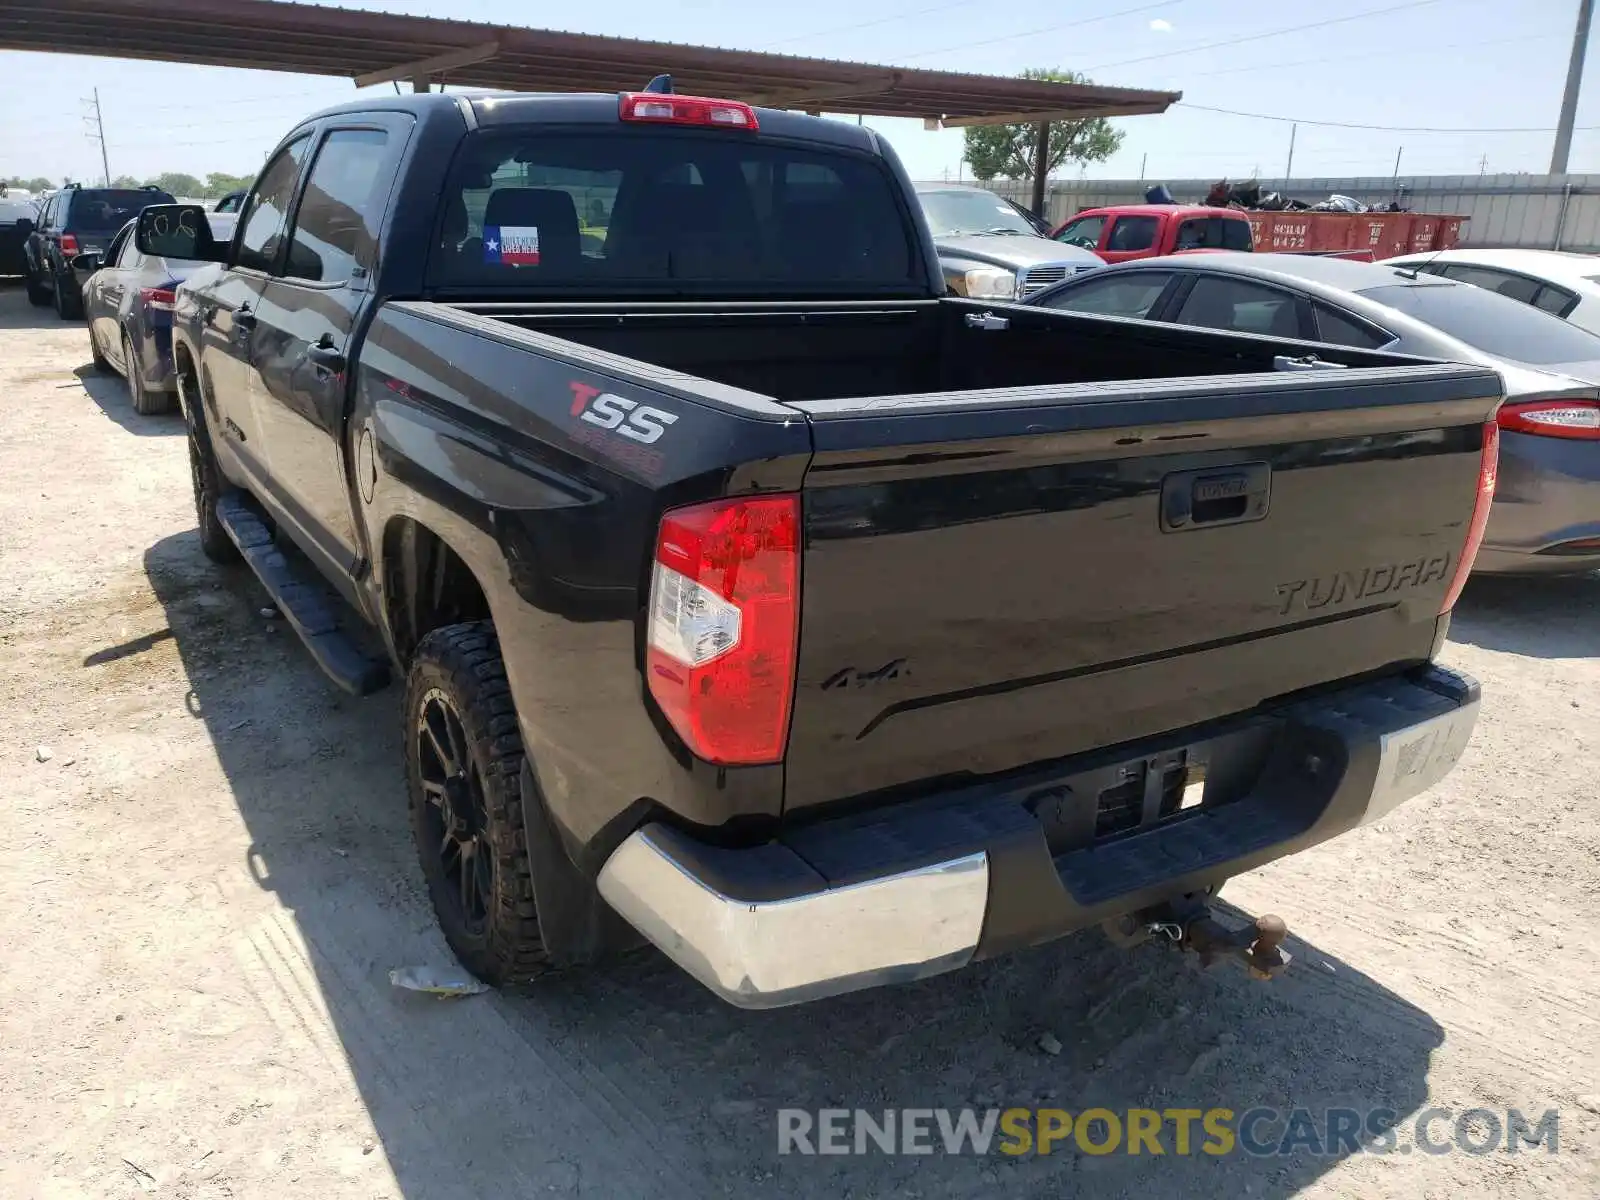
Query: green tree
111 174 142 188
203 171 254 198
1 176 55 193
961 69 1125 183
149 172 205 197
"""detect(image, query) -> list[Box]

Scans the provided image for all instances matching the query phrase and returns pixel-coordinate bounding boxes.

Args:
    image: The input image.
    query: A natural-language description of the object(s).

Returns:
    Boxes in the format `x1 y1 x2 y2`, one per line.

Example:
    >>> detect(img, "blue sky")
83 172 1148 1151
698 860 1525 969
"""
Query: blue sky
2 0 1596 188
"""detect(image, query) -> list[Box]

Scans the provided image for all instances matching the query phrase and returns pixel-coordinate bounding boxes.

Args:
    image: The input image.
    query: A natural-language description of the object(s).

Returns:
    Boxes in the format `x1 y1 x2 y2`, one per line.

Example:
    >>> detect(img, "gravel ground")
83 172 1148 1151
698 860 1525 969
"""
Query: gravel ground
1 283 1597 1199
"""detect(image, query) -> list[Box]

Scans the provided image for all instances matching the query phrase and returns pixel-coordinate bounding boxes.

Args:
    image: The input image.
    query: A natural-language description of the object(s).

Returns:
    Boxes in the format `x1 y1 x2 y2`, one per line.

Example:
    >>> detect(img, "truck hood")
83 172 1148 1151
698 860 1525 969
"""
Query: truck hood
932 233 1103 271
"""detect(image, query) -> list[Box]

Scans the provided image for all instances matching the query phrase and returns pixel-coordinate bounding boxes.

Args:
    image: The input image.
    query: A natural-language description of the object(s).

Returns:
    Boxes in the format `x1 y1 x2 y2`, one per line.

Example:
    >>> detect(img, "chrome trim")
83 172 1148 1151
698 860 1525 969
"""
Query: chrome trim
1361 696 1480 824
1017 261 1080 297
596 827 989 1009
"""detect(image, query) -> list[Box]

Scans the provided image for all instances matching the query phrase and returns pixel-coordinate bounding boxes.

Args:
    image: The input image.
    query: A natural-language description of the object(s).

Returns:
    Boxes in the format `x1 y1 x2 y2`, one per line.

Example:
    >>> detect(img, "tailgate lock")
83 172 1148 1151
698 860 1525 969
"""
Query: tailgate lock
1160 462 1271 532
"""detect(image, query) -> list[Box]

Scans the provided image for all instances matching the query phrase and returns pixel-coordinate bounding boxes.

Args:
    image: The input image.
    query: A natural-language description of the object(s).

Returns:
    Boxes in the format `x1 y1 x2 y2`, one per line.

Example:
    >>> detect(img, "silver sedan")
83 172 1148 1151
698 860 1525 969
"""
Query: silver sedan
1026 253 1600 575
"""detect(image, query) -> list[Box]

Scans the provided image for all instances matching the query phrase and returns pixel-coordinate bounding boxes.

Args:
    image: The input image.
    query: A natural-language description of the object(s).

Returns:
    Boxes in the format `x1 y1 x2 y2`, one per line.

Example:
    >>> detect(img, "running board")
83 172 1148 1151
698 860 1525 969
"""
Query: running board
214 493 391 695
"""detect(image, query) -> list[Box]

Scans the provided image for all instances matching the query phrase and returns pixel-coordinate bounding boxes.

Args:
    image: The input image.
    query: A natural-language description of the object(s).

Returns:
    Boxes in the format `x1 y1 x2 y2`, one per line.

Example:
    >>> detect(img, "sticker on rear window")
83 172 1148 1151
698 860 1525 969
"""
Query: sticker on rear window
484 225 540 265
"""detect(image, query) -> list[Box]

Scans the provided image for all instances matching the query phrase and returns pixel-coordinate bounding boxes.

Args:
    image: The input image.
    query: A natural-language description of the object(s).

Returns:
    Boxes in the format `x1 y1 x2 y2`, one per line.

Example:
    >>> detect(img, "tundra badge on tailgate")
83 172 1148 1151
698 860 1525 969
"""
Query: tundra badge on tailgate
1275 554 1452 616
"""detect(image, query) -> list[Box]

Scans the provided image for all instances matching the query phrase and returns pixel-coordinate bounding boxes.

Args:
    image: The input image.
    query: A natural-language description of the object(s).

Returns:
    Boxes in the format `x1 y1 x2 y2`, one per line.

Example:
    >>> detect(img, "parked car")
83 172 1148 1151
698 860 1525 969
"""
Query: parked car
134 90 1493 1009
22 183 176 318
1051 204 1377 263
913 182 1102 298
1026 252 1600 574
1054 204 1255 262
1385 248 1600 334
213 189 246 213
77 211 238 414
0 190 38 277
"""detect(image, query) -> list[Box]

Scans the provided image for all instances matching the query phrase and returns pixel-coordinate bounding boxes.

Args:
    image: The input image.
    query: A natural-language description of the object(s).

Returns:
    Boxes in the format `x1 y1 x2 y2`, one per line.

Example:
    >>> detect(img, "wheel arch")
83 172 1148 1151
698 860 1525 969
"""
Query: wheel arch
380 515 494 670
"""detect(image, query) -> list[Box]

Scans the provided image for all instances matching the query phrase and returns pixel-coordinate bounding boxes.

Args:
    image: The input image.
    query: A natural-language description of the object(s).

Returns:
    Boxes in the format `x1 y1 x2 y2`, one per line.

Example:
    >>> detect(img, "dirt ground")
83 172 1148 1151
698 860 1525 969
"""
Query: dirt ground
1 282 1597 1200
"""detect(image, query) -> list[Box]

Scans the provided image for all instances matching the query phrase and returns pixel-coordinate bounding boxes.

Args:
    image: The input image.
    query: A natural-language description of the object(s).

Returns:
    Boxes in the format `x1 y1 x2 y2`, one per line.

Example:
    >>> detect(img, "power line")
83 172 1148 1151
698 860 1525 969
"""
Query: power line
1176 100 1600 133
898 0 1186 63
1177 31 1565 80
1084 0 1443 73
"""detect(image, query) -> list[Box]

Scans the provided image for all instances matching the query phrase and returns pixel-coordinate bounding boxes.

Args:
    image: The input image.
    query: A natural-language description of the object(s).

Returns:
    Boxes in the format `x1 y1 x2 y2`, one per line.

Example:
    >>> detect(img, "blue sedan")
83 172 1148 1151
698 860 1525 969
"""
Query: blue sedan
1026 253 1600 576
78 211 237 415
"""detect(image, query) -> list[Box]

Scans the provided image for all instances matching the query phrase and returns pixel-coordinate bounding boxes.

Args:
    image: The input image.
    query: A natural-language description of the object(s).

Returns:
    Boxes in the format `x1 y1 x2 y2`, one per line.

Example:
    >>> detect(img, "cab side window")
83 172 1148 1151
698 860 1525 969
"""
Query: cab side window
234 136 313 274
283 129 393 284
1106 216 1159 253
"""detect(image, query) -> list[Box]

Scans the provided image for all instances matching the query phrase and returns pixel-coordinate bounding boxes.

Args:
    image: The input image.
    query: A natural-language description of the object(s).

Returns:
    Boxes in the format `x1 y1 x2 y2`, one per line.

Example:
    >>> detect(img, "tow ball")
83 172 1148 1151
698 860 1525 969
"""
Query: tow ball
1106 901 1292 980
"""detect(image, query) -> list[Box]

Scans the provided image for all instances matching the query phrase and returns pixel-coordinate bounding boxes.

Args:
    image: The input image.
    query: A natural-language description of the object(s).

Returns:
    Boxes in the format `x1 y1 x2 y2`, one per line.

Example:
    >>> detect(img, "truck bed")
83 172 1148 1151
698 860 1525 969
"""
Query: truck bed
432 294 1438 403
368 295 1499 830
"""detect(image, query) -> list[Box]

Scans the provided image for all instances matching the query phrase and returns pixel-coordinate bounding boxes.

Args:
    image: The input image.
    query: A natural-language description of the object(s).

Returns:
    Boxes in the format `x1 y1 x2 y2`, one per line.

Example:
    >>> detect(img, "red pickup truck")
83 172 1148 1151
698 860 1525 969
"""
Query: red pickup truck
1052 203 1465 263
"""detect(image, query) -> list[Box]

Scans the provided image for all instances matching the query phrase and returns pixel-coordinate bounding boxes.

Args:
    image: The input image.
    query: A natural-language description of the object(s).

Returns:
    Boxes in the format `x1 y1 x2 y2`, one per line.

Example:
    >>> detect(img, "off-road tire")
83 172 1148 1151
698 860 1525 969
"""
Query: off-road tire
406 621 551 987
25 267 50 307
124 331 170 415
184 394 239 564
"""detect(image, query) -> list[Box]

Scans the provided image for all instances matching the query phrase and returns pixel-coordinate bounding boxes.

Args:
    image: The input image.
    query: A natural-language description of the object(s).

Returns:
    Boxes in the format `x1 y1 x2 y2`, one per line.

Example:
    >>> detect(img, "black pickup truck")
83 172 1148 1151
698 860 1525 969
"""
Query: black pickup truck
133 88 1498 1008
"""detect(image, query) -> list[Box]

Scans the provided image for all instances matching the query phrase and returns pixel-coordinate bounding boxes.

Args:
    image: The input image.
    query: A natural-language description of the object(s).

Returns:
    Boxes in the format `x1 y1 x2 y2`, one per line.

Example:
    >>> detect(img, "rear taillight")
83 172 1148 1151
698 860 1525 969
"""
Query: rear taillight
646 494 799 765
59 233 79 255
619 92 759 130
1439 420 1499 614
1496 397 1600 439
140 286 177 312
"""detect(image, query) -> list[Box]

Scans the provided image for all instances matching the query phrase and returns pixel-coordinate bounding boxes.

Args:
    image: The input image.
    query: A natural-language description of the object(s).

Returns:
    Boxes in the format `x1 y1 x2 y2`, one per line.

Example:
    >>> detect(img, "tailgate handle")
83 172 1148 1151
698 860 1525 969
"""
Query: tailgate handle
1161 462 1271 532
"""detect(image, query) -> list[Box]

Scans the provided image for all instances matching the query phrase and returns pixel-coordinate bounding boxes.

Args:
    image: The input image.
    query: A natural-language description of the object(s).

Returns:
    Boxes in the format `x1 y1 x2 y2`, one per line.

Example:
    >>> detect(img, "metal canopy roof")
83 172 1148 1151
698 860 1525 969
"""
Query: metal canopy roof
0 0 1180 127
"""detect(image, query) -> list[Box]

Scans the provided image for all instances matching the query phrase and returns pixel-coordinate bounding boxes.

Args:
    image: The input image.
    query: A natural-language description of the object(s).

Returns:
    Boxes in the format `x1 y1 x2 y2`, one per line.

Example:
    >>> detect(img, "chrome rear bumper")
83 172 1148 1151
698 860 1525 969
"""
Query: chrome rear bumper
597 828 989 1009
597 666 1478 1010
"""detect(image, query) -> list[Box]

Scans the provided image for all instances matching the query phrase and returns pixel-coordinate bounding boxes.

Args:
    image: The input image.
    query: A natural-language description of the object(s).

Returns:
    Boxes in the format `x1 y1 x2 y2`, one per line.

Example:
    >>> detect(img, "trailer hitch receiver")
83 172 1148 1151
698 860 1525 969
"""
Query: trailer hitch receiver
1111 900 1292 980
1181 912 1291 980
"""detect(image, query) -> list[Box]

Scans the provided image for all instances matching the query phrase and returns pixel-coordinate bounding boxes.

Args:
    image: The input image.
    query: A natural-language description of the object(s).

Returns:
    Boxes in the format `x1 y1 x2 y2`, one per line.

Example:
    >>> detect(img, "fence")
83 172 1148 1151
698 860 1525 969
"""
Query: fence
949 175 1600 253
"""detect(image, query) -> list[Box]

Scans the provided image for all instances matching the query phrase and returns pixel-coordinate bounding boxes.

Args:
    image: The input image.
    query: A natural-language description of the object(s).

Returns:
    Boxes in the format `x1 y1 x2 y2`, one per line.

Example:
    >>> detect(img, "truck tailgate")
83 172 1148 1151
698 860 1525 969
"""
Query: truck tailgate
782 364 1501 813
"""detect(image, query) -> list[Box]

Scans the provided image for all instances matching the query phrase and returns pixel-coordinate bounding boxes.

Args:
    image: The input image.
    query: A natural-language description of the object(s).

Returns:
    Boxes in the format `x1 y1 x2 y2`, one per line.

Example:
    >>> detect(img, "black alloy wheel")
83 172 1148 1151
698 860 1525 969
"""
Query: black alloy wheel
416 686 496 935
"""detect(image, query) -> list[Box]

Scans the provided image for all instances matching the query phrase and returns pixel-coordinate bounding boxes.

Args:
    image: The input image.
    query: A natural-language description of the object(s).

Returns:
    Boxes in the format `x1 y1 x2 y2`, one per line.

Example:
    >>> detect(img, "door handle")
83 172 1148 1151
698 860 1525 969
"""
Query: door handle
233 306 257 332
306 338 346 374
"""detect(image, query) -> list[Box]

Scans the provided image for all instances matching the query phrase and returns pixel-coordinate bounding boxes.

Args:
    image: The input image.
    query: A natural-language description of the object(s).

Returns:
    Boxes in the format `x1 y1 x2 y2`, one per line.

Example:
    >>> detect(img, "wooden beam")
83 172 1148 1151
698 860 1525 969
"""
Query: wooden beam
354 39 499 88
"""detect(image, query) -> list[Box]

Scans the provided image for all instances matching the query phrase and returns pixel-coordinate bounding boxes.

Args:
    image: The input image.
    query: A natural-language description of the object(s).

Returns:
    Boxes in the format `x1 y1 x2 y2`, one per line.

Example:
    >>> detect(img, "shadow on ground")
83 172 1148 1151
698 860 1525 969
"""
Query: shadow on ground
132 528 1444 1199
0 281 72 332
1450 571 1600 659
73 364 181 438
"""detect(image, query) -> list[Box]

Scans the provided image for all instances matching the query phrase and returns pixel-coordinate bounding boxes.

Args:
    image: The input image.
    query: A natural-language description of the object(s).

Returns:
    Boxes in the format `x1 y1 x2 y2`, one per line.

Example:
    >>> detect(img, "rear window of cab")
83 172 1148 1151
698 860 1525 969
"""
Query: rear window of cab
429 130 919 294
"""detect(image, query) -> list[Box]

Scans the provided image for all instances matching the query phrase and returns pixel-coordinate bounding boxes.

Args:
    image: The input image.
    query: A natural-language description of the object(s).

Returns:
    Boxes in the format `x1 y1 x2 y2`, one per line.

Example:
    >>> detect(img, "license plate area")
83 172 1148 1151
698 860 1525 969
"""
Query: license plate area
1026 719 1279 855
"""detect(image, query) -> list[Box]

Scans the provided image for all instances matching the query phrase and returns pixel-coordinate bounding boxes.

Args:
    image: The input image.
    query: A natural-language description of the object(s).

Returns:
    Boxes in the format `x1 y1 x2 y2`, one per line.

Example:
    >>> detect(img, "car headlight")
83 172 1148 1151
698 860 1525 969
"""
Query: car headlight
963 267 1016 299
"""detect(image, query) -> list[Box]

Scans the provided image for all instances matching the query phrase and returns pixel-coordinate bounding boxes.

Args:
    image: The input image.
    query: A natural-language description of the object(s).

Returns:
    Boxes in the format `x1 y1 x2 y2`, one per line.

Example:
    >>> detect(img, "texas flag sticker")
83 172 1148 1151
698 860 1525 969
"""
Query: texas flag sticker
484 225 540 265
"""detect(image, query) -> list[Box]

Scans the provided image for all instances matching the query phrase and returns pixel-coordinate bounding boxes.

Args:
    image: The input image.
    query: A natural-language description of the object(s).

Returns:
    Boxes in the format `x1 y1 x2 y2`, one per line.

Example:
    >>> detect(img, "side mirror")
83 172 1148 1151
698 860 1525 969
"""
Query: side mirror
15 217 33 236
135 203 225 263
71 252 103 273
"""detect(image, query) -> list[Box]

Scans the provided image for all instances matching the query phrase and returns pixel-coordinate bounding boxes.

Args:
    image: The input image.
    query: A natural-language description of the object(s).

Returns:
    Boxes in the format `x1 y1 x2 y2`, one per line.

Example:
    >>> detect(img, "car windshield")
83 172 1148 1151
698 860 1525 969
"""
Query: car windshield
917 190 1038 237
430 130 918 294
67 188 173 233
1357 281 1600 365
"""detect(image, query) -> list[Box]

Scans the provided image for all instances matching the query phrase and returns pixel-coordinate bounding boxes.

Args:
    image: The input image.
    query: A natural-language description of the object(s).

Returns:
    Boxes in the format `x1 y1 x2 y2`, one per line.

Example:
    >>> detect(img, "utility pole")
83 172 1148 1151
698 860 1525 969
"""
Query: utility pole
1478 153 1488 176
1284 123 1297 186
82 88 111 185
1551 0 1594 173
1138 152 1147 181
1391 145 1403 189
